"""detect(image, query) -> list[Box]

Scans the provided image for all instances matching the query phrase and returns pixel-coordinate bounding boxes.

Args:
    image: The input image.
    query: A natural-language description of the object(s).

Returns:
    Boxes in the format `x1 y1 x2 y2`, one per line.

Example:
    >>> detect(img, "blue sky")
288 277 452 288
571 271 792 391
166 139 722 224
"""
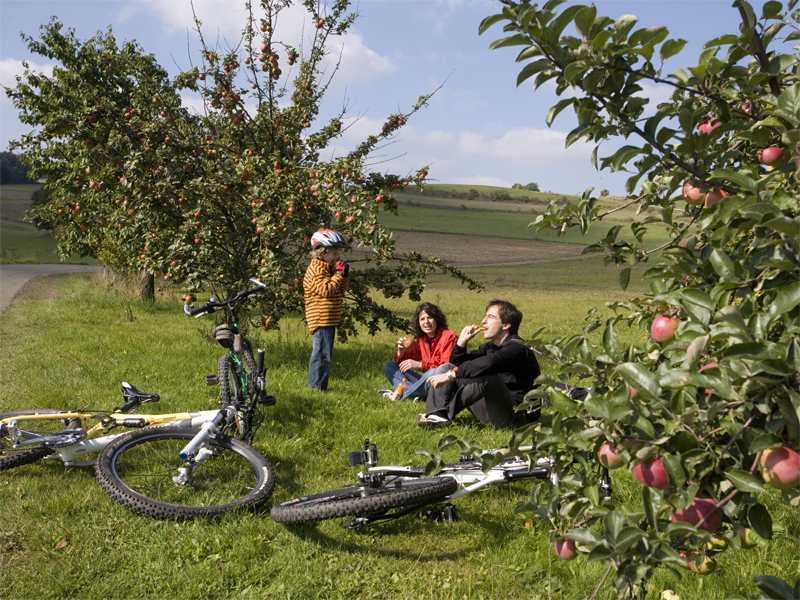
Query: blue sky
0 0 774 195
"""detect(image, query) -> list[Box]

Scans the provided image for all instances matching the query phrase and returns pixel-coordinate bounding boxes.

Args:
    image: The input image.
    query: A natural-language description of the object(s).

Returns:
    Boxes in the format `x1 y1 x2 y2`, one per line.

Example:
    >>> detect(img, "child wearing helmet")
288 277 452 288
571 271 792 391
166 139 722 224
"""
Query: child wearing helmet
304 230 350 391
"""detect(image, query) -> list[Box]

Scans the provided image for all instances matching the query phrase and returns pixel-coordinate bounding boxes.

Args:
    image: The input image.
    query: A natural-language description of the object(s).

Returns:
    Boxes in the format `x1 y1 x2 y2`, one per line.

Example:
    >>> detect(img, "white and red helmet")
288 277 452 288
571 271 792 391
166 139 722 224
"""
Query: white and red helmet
310 229 349 249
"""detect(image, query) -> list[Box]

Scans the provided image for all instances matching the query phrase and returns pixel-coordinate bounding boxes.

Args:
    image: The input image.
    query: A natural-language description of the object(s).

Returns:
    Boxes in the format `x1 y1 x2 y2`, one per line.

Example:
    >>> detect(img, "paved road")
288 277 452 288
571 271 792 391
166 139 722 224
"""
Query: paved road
0 263 102 315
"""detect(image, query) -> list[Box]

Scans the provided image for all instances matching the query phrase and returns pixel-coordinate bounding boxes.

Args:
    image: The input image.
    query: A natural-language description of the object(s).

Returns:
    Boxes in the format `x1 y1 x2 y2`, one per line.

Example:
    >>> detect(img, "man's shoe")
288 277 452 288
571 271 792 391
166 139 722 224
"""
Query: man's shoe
417 414 451 428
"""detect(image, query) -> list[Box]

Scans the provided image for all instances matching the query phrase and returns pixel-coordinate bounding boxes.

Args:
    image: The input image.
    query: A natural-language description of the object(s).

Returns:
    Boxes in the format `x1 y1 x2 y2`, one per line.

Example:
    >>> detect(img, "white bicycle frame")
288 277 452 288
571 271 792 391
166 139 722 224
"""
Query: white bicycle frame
6 409 227 467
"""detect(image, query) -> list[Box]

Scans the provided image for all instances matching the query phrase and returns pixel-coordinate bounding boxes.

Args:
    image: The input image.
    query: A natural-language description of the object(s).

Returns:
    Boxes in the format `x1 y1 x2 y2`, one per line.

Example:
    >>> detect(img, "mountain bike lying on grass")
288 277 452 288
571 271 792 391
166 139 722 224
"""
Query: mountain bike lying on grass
271 439 613 529
0 280 277 520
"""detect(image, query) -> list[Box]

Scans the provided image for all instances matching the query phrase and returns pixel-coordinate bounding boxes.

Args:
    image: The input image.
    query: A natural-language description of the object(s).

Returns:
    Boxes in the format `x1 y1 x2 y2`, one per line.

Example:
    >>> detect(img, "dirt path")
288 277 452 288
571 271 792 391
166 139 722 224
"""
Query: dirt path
0 264 102 315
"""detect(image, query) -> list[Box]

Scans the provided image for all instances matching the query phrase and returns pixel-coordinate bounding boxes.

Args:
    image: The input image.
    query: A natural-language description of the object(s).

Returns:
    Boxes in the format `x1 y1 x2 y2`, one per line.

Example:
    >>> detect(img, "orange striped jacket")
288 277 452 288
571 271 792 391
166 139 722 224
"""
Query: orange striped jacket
303 258 348 333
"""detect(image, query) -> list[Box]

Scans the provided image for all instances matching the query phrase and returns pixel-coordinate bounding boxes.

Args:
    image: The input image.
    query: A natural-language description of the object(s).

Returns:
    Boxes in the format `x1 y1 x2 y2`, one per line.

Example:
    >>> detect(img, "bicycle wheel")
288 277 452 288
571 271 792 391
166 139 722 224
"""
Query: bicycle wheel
0 409 81 471
270 476 459 525
95 426 275 520
218 349 255 406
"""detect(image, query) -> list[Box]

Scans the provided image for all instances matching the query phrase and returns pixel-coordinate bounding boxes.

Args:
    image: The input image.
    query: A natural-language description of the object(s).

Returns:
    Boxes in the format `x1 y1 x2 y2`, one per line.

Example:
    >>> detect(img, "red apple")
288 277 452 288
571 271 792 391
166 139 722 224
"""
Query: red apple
759 446 800 490
554 539 577 560
632 458 669 489
698 119 721 134
79 224 88 232
184 295 193 303
334 211 343 222
704 189 728 208
687 553 717 574
84 138 95 148
758 146 789 166
598 443 624 470
683 181 704 205
671 497 722 532
345 215 355 224
650 315 679 342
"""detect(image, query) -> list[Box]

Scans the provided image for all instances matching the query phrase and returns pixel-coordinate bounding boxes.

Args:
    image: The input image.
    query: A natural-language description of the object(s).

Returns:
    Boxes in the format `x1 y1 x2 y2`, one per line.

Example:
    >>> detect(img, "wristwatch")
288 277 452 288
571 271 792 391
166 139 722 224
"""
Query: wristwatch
446 369 457 382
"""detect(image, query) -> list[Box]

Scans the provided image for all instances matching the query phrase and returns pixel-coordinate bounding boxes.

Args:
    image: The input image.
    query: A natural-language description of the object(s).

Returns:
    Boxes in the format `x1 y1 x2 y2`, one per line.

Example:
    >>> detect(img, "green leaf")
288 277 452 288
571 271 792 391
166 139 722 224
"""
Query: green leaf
550 388 580 417
754 576 795 600
659 38 687 62
769 282 800 319
727 469 766 493
516 60 551 87
546 98 576 126
574 5 597 38
562 527 604 545
488 34 533 50
766 53 796 74
613 14 638 41
603 319 625 360
617 363 662 399
748 503 773 540
603 509 625 544
709 168 757 194
642 486 662 532
583 397 610 419
709 248 736 280
619 266 631 291
663 454 686 488
478 13 508 35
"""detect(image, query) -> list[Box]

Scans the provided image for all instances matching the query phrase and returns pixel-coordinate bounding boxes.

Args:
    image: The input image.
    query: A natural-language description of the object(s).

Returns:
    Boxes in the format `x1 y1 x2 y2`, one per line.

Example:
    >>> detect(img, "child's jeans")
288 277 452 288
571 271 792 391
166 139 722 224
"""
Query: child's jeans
308 326 336 391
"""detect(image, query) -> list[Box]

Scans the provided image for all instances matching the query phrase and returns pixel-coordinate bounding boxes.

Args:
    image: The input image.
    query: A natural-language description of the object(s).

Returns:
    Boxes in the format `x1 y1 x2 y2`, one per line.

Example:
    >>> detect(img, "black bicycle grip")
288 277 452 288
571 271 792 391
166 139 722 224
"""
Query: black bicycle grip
186 302 214 317
256 349 265 376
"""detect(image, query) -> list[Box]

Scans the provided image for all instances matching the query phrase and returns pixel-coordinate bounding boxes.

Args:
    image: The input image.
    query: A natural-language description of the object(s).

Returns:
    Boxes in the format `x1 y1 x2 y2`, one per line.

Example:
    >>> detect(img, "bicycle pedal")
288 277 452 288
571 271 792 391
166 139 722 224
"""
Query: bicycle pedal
425 504 458 523
259 394 276 406
205 374 220 386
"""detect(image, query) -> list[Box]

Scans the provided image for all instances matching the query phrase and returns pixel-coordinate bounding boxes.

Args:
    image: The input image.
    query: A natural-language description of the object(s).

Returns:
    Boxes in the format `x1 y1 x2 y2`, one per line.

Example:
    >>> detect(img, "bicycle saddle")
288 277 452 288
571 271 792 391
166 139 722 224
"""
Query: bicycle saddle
116 381 160 412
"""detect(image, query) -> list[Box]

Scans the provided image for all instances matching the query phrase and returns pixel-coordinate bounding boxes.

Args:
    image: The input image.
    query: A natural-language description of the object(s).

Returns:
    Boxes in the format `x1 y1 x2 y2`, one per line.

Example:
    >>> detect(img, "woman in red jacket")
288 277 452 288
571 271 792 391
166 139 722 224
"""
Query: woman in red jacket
378 302 458 400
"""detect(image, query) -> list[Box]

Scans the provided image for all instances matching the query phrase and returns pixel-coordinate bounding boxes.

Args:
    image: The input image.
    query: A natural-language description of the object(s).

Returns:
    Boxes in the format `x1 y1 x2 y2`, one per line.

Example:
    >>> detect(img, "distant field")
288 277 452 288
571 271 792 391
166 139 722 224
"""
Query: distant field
422 183 581 203
378 204 673 247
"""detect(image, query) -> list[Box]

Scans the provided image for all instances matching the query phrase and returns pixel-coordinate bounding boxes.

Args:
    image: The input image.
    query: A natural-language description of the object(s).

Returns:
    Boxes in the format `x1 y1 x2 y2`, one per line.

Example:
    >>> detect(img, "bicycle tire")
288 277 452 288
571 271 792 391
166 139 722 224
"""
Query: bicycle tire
218 350 255 406
95 426 275 521
270 476 459 524
0 409 81 471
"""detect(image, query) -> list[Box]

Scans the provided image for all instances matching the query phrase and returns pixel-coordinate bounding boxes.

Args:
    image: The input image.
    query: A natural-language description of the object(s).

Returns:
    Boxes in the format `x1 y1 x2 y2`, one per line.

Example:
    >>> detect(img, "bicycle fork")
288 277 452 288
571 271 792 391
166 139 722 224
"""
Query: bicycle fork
173 407 233 487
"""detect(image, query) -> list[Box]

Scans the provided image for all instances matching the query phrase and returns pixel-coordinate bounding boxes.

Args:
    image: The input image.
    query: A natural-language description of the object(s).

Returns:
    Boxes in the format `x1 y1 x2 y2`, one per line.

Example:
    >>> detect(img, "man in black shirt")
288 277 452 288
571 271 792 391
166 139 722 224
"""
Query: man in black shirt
418 299 540 430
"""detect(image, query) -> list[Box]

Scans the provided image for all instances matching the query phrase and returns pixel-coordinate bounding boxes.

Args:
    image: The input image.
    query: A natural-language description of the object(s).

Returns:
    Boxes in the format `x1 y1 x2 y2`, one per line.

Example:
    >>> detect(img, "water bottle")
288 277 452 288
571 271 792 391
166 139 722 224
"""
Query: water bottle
391 378 407 401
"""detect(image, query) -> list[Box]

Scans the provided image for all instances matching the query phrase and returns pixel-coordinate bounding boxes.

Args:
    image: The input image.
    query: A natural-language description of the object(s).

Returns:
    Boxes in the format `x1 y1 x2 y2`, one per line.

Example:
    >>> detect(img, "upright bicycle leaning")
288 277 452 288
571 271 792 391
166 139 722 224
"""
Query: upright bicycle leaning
0 280 277 520
271 439 613 529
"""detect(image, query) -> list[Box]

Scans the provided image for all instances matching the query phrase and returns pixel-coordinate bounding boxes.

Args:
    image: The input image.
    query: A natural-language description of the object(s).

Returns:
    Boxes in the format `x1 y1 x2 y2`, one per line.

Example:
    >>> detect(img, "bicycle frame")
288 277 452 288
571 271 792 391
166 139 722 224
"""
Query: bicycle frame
3 407 230 467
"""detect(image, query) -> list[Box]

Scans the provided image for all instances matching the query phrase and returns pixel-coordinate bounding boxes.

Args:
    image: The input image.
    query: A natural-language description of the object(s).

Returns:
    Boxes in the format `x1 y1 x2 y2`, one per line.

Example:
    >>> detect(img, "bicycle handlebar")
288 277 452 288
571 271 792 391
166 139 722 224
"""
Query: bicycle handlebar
184 279 266 319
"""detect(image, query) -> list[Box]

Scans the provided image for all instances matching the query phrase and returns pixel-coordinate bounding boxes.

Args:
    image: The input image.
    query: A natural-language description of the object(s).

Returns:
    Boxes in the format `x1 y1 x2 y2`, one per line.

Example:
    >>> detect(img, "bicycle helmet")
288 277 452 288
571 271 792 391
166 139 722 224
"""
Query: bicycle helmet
310 229 350 249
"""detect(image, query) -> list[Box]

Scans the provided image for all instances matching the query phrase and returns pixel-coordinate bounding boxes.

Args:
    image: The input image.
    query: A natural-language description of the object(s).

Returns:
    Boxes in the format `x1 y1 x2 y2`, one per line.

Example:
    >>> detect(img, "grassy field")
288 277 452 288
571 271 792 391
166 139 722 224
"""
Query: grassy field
1 269 797 600
378 204 673 248
0 184 97 265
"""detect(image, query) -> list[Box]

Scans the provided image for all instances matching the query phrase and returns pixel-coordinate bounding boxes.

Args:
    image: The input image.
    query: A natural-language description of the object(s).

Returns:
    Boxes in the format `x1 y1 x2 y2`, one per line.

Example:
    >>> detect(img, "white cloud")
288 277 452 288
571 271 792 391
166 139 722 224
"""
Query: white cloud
412 0 462 35
456 127 592 165
0 57 54 88
450 174 512 187
123 1 395 89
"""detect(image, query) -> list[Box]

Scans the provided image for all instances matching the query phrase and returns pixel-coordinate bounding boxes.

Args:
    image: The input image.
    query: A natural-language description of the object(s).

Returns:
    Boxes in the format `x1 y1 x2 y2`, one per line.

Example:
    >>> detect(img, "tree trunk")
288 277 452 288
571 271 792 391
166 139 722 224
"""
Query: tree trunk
138 270 154 302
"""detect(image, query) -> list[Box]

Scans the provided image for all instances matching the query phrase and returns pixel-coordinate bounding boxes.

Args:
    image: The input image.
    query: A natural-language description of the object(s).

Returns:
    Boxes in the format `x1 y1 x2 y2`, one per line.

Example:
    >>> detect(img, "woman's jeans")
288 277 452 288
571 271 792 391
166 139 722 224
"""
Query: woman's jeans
382 361 437 400
308 326 336 391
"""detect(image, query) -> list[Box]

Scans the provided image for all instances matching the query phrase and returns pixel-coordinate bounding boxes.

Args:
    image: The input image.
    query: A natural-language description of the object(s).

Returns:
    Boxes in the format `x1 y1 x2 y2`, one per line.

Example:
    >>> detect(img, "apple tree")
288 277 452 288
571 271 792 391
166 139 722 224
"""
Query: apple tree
5 0 480 335
463 0 799 597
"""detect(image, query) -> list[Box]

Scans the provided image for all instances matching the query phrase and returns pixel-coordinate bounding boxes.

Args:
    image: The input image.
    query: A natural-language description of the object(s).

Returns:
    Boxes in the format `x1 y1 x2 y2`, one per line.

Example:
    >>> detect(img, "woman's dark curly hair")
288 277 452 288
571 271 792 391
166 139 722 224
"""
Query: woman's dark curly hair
410 302 448 339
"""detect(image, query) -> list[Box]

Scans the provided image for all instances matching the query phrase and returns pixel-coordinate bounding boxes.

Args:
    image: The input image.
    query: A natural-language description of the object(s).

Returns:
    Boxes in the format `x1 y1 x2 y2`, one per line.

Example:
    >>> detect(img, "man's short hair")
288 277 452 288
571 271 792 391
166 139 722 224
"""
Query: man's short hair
486 299 522 335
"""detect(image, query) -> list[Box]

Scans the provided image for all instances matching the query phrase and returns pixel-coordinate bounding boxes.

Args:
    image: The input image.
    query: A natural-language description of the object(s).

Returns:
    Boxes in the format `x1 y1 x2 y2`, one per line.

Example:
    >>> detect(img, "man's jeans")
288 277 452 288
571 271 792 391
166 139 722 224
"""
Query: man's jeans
382 362 437 400
308 326 336 391
425 363 529 429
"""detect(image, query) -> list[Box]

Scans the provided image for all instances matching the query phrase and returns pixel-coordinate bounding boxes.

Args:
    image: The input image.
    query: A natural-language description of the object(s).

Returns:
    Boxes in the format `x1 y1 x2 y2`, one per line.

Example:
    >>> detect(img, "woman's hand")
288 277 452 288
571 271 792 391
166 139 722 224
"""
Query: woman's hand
399 359 422 372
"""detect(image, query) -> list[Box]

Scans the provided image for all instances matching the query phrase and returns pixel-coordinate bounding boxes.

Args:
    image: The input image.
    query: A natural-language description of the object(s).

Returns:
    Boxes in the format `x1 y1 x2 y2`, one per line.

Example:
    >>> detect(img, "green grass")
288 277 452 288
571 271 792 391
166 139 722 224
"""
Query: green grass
379 204 673 247
0 183 43 203
0 221 97 265
422 183 581 203
1 268 797 600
